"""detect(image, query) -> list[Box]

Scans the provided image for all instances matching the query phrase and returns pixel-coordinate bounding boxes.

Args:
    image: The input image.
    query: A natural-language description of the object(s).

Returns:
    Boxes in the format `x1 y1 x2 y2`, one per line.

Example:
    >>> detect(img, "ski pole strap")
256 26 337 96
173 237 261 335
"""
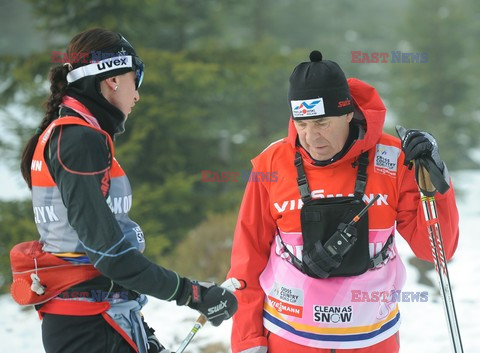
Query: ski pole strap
415 158 450 196
369 234 394 268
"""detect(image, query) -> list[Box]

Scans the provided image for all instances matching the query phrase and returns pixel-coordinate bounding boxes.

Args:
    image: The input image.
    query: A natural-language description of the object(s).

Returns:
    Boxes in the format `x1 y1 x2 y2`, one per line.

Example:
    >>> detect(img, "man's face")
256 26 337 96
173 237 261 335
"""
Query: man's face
293 113 353 161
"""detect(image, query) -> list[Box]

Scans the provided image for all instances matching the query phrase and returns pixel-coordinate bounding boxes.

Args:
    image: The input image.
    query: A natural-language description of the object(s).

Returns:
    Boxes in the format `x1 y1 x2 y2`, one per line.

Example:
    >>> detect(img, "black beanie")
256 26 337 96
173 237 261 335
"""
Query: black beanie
288 50 353 120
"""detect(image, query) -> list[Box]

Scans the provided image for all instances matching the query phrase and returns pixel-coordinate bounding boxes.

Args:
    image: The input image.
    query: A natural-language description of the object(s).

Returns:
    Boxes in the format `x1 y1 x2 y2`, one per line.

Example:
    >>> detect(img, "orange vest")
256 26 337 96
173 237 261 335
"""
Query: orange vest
31 116 144 254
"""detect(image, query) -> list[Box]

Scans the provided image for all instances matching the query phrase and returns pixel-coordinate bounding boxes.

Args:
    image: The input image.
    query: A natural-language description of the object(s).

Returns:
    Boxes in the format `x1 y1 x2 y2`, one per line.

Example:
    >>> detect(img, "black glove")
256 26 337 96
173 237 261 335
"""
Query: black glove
396 125 450 195
176 278 238 327
397 127 444 171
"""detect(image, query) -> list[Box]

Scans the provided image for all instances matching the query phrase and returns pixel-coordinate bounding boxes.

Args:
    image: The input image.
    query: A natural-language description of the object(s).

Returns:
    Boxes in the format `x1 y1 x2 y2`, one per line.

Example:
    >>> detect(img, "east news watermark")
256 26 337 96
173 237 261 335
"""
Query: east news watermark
351 51 428 63
57 290 130 301
51 50 128 64
201 170 278 183
351 289 429 302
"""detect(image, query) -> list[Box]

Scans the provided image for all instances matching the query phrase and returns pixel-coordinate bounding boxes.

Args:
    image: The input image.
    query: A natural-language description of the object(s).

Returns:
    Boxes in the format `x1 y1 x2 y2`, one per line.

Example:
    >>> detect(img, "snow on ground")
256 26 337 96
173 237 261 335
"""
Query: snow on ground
1 170 479 352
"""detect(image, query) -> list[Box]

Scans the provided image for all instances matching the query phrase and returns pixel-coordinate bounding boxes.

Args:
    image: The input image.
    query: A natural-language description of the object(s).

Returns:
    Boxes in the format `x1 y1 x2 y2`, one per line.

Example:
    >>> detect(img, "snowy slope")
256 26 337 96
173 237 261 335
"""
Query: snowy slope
1 170 479 353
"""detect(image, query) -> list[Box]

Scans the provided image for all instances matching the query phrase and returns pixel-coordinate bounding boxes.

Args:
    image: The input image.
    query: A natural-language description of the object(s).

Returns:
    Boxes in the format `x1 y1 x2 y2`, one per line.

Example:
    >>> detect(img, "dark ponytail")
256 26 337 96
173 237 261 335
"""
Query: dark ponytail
20 65 69 188
20 27 120 189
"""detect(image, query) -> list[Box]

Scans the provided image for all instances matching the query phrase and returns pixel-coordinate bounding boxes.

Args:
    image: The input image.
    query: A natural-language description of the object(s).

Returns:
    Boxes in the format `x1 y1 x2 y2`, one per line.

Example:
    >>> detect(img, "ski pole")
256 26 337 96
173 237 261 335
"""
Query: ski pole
176 278 245 353
417 162 464 353
175 315 206 353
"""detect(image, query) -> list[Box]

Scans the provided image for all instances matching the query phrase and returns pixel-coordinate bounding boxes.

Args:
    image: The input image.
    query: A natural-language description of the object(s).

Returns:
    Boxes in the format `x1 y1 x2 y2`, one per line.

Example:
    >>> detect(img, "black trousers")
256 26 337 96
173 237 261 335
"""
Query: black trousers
42 313 135 353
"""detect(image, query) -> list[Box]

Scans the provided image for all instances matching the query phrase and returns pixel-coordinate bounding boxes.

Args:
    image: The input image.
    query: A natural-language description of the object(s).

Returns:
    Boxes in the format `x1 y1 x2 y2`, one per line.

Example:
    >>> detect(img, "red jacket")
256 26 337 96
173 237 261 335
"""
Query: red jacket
227 78 459 352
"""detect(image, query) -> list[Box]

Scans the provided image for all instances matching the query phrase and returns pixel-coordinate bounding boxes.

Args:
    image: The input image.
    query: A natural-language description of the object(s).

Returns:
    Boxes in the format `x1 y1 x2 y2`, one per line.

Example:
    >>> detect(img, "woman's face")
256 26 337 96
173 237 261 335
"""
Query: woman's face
102 71 140 118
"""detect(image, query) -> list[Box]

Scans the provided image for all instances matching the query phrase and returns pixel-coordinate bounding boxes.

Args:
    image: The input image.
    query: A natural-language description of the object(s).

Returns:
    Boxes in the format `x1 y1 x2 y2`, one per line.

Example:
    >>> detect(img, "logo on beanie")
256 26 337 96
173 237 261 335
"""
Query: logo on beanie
338 99 351 108
291 98 325 119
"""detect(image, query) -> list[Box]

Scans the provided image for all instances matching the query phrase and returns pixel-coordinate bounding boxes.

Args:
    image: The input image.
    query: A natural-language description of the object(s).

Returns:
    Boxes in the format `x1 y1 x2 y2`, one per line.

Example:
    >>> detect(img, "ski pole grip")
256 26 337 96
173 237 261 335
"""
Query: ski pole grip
416 161 436 195
416 159 440 197
197 314 207 326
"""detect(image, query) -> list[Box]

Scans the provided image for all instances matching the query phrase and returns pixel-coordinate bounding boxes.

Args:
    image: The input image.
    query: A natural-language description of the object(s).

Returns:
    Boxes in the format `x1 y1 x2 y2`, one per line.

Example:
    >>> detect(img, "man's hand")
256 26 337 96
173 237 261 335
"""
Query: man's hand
396 126 444 171
396 125 450 195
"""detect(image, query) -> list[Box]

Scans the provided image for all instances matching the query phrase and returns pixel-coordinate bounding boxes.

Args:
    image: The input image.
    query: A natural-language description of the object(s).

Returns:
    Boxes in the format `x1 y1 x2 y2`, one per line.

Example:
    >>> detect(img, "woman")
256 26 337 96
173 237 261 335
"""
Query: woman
18 28 237 353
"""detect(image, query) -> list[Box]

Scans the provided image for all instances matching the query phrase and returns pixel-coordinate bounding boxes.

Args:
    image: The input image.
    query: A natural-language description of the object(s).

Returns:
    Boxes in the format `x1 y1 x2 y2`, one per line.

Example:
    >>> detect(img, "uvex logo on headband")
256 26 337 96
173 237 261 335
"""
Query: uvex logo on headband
66 56 134 84
96 57 129 71
291 98 325 118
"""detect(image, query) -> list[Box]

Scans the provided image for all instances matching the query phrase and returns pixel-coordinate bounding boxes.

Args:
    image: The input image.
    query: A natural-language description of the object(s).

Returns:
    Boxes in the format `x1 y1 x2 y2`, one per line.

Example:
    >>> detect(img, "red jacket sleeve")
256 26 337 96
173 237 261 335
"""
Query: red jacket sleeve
396 163 459 262
227 170 277 353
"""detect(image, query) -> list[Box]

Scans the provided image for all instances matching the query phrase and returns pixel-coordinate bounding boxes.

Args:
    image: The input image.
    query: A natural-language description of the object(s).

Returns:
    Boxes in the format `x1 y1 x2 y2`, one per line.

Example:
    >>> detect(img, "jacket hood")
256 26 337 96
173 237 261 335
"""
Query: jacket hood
287 78 386 165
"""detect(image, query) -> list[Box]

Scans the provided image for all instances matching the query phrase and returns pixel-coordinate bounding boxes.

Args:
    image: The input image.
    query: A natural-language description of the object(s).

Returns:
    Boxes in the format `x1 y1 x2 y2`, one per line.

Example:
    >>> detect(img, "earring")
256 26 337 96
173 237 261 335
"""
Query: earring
114 85 118 91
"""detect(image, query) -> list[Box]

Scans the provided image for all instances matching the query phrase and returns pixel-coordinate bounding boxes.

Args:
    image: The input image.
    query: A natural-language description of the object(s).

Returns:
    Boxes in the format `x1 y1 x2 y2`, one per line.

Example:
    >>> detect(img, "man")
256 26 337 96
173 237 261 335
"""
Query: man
227 50 459 353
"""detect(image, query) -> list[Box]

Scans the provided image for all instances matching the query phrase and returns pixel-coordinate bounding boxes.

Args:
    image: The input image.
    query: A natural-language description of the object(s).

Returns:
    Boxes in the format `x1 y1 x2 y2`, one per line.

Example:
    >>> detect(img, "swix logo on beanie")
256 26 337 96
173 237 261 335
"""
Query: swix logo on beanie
338 99 351 108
